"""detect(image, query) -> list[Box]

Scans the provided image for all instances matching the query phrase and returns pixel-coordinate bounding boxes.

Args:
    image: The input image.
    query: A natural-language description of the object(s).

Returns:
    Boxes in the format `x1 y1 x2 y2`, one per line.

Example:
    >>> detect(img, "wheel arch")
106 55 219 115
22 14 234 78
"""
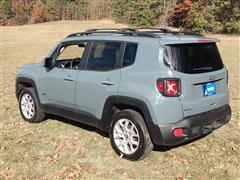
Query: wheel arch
101 95 163 145
16 77 41 104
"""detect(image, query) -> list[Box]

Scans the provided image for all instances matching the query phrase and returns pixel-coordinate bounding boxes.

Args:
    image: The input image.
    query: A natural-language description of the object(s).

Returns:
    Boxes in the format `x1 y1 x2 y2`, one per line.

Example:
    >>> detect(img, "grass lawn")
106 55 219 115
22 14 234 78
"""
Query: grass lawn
1 21 240 179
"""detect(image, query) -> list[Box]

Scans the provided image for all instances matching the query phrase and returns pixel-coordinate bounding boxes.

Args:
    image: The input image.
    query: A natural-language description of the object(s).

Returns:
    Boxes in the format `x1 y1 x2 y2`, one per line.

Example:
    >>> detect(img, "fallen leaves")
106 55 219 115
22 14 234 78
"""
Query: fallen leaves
57 163 86 179
1 23 240 179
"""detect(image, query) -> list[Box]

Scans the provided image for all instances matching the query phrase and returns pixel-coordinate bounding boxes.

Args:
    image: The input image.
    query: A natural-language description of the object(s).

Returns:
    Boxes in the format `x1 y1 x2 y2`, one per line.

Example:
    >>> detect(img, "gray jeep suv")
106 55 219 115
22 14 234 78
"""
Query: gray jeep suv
16 28 231 160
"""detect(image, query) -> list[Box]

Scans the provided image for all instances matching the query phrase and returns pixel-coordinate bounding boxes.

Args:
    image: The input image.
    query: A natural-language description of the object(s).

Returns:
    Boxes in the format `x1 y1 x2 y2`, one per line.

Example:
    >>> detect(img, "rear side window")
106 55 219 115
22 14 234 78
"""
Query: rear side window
164 43 224 74
87 41 122 71
123 43 138 67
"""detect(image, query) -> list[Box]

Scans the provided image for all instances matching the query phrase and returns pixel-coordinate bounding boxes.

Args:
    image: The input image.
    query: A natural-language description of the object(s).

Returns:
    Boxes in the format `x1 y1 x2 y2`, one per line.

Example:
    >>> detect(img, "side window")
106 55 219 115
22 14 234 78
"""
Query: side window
87 41 122 71
123 43 138 67
55 42 87 69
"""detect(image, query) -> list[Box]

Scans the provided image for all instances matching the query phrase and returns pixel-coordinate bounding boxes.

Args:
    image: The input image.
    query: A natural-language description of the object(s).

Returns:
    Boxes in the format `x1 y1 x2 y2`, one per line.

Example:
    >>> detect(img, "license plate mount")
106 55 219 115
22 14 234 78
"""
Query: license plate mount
203 82 216 96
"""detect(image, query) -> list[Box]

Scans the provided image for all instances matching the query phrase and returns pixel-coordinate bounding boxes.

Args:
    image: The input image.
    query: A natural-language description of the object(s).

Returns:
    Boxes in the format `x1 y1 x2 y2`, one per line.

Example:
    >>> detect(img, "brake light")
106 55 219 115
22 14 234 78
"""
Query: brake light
157 79 181 96
166 80 178 96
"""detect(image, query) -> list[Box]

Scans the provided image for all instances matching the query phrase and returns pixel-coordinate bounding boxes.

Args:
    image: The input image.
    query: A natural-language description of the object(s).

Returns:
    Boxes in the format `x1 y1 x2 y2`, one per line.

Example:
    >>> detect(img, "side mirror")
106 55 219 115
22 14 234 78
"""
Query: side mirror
44 57 54 69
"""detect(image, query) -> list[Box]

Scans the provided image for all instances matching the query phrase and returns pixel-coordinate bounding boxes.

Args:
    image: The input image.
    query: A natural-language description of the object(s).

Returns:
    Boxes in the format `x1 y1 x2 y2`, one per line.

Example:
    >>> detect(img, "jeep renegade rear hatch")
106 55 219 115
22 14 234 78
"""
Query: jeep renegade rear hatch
164 43 224 74
163 42 228 117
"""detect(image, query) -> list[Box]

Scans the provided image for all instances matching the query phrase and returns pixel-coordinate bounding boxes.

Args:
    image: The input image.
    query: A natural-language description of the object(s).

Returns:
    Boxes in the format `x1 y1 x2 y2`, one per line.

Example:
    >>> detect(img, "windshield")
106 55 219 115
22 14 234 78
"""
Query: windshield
164 43 224 74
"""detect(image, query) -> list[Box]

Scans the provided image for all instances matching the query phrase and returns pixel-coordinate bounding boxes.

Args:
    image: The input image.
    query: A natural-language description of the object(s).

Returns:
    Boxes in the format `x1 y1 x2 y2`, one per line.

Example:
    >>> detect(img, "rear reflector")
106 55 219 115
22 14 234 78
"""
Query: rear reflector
157 81 164 93
173 128 183 137
157 78 181 97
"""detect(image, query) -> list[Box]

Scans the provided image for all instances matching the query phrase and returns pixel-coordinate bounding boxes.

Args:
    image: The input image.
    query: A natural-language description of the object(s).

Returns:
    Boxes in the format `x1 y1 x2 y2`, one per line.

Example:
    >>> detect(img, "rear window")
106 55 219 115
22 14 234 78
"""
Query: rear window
164 43 224 74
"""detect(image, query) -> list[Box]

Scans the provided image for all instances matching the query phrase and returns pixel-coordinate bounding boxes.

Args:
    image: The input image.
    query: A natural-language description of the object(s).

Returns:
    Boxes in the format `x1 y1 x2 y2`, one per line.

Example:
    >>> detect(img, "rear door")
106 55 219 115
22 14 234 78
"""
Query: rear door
164 43 229 117
75 41 123 119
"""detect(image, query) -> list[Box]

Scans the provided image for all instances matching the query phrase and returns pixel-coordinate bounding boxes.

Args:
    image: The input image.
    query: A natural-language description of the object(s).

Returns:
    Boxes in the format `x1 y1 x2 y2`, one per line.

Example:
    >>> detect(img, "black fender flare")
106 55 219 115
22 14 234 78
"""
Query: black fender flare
100 95 163 145
15 77 41 104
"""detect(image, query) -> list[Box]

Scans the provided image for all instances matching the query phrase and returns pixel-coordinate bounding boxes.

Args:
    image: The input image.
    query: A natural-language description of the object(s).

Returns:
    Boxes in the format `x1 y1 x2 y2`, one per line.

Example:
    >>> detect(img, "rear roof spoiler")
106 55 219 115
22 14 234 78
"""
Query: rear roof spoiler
161 37 220 45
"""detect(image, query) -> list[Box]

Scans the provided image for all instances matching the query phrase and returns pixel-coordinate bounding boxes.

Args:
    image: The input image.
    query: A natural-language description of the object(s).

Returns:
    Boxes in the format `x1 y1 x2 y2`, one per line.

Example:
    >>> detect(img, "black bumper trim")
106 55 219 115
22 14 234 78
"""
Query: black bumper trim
156 104 231 146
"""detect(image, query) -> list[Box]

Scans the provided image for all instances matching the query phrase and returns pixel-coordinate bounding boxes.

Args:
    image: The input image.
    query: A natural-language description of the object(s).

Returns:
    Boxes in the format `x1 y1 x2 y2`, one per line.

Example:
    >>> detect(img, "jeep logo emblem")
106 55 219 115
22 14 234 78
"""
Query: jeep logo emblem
209 76 216 81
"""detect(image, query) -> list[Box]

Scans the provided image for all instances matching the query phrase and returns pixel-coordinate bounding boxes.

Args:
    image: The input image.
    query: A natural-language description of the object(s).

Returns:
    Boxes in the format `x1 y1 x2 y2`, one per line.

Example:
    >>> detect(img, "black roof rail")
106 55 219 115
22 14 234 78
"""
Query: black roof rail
66 28 204 38
67 29 160 38
92 31 159 38
84 28 176 34
136 28 203 36
183 31 204 37
170 31 204 37
85 28 132 33
67 32 88 37
133 27 172 33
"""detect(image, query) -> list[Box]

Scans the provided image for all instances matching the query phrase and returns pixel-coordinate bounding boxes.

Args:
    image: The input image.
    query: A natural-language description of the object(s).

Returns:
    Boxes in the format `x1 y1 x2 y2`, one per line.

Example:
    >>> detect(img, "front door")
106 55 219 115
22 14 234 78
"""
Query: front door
38 41 88 109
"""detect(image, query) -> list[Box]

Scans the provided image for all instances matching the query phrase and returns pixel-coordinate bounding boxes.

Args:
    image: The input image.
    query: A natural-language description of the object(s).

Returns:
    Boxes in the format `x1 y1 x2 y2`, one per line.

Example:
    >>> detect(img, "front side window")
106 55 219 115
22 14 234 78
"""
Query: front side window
55 42 87 69
87 41 122 71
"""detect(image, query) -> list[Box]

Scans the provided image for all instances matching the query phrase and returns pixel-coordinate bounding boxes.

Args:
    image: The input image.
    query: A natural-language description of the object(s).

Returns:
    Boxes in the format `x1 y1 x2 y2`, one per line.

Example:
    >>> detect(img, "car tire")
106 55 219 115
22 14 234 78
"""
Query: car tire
109 109 153 161
19 87 45 123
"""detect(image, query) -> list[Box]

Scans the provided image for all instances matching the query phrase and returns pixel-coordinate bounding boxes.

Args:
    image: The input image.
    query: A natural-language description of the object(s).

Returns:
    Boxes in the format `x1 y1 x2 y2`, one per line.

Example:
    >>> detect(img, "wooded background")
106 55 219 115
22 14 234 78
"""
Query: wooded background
0 0 239 33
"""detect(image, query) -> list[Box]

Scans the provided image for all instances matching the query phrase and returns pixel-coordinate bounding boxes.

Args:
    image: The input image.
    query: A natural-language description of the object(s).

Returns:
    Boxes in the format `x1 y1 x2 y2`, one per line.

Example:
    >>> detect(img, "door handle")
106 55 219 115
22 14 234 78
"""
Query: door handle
101 81 115 86
64 75 74 82
64 78 74 82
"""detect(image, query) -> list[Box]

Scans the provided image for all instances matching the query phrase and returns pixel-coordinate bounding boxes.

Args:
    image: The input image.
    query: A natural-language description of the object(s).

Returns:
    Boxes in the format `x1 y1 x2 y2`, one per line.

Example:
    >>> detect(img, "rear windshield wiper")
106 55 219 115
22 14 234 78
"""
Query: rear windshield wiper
193 67 213 71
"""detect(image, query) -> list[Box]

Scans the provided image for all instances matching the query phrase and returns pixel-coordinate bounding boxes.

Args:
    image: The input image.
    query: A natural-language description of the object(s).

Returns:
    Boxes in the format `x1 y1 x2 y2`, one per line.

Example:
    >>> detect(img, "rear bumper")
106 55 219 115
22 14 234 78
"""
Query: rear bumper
156 104 231 146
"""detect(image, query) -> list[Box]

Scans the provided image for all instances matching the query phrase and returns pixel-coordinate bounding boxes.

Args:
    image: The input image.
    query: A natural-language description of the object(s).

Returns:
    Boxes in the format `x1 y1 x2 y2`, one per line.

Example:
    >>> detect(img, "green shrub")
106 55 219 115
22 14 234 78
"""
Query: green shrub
0 0 12 25
225 19 240 33
14 14 29 25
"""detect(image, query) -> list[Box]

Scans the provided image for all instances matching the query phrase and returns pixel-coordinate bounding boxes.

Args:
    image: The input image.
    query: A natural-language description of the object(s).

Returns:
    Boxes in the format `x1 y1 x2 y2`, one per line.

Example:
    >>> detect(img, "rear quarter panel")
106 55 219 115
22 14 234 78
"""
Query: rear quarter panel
119 41 184 125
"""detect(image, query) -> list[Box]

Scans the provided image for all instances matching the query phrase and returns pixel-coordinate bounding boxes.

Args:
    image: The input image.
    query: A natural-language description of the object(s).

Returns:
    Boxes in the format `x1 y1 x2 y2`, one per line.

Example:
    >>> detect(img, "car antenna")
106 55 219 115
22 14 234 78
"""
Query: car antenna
179 26 183 35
